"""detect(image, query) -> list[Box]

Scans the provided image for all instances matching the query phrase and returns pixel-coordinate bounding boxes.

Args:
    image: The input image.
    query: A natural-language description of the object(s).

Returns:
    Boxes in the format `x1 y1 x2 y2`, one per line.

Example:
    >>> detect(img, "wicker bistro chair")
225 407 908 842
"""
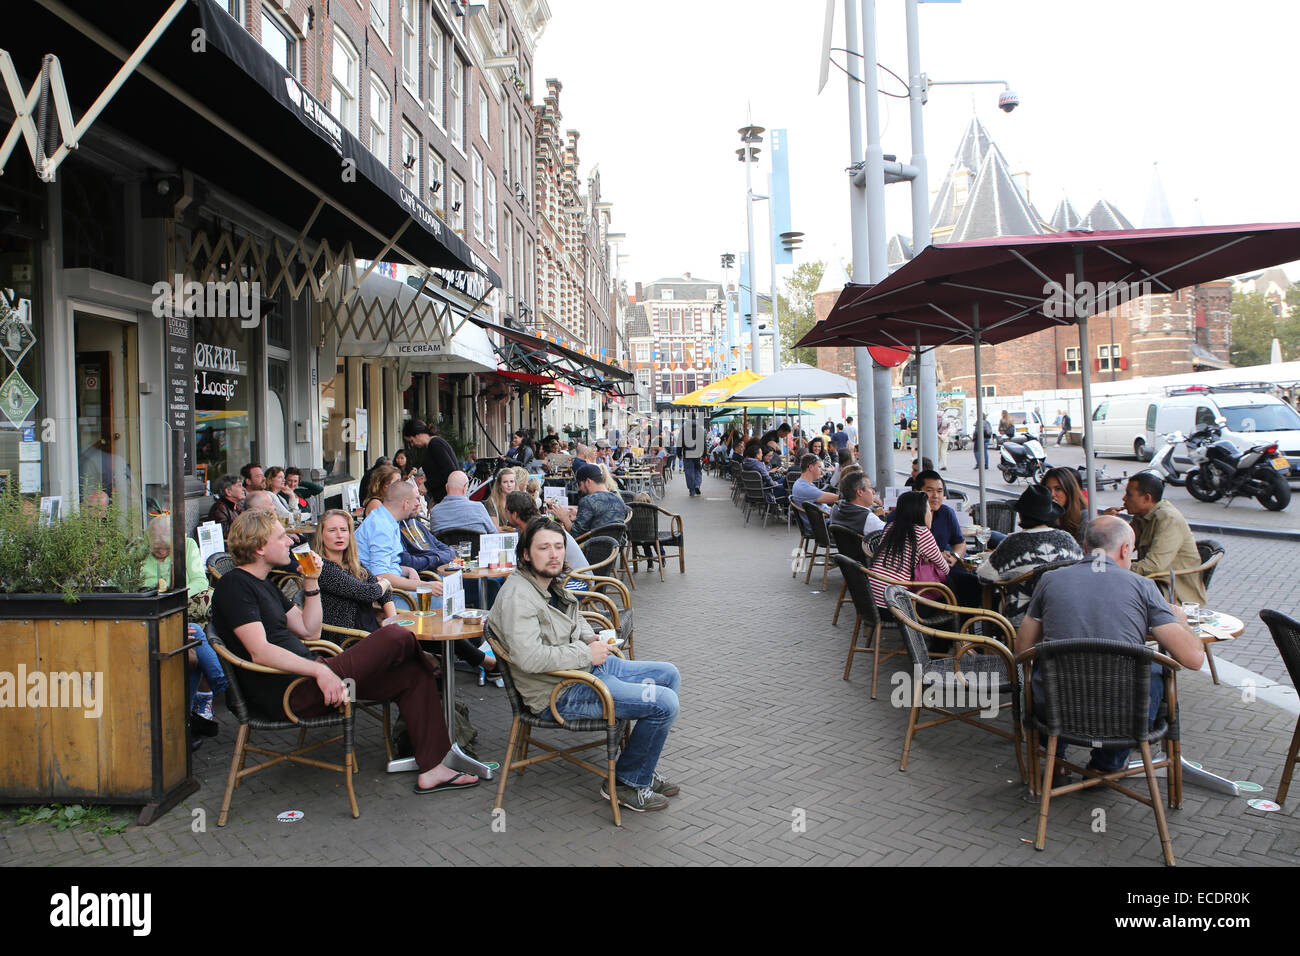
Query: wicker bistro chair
969 500 1016 536
205 551 235 582
738 470 778 527
575 520 635 589
1260 610 1300 804
626 502 685 580
1143 539 1226 684
483 622 631 825
1015 638 1183 866
726 460 745 505
883 585 1025 779
829 524 868 625
207 630 359 826
862 529 885 557
837 557 958 698
568 571 635 659
799 503 838 590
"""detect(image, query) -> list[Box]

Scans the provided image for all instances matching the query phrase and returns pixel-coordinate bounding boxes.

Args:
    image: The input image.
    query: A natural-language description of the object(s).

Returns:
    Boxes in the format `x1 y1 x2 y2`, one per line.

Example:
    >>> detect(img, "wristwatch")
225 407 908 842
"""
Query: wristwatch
303 589 321 598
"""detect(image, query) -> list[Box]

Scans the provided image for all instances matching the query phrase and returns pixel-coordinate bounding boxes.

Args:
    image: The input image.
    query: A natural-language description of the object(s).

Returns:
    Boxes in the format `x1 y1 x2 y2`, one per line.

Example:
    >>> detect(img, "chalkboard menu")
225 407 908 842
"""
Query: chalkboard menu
165 310 194 474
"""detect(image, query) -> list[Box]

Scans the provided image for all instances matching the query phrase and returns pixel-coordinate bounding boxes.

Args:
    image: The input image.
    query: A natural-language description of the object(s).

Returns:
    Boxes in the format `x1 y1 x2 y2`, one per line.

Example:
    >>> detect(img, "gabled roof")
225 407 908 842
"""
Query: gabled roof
1048 198 1081 232
930 117 996 229
815 257 851 295
1081 199 1134 232
948 148 1044 242
887 234 914 268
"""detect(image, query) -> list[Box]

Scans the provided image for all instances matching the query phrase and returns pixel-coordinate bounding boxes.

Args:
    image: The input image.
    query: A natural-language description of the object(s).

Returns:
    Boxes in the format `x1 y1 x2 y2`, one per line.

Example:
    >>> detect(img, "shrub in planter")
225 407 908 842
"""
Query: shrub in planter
0 485 150 601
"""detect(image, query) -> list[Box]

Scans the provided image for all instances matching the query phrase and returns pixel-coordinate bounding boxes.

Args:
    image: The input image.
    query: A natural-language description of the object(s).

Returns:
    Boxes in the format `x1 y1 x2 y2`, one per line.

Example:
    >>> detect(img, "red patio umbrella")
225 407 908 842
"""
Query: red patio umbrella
797 223 1300 516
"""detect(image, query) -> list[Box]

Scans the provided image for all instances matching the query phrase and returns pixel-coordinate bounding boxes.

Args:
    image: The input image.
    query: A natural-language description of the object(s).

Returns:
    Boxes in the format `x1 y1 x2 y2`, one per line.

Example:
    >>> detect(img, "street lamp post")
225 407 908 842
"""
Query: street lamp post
738 123 764 372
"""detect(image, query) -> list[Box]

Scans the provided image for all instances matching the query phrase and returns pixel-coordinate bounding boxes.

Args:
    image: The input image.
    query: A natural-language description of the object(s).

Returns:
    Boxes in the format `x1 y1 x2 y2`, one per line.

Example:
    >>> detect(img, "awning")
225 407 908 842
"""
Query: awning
466 315 632 393
328 272 496 372
6 0 499 286
672 369 762 406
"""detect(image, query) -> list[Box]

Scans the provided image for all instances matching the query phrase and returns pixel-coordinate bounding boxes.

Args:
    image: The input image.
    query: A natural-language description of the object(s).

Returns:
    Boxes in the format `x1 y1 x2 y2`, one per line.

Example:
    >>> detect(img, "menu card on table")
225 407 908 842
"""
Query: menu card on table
480 532 519 568
442 569 465 621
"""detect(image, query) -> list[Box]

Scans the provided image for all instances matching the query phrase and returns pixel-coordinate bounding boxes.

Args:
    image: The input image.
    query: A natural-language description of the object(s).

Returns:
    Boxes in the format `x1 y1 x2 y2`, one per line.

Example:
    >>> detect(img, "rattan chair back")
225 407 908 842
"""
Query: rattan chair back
830 524 867 564
436 527 482 559
1196 539 1224 592
882 584 935 672
626 501 660 547
1261 610 1300 688
206 551 235 580
863 529 884 557
971 500 1016 535
579 535 621 574
803 504 832 549
834 555 882 630
1029 639 1165 748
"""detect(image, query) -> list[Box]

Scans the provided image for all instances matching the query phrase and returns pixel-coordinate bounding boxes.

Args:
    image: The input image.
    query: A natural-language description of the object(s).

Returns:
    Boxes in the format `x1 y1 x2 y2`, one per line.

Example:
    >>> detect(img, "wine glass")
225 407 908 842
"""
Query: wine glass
975 527 991 553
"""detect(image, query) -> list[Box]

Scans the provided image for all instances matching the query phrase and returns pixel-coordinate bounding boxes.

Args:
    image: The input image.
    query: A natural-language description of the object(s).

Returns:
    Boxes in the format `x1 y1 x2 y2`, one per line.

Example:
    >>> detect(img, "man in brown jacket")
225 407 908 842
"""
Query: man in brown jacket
1108 473 1207 606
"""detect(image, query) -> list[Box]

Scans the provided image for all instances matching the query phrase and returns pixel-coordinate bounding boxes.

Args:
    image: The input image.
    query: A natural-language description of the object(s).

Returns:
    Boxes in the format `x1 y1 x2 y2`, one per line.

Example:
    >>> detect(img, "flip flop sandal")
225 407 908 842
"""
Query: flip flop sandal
413 772 480 795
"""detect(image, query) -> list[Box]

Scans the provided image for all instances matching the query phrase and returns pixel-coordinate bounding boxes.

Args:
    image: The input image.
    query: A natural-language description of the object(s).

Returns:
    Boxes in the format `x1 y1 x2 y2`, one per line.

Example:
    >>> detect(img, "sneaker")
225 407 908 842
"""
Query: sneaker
193 692 214 722
650 771 680 797
600 782 669 812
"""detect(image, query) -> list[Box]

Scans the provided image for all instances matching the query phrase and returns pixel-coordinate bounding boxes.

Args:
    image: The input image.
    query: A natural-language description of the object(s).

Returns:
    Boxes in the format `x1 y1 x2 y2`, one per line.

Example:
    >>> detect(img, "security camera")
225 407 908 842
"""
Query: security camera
998 90 1019 113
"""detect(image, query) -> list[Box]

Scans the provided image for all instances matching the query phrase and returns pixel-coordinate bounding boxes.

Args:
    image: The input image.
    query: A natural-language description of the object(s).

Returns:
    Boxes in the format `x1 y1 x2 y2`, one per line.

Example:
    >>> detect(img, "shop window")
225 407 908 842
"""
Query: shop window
61 162 126 275
318 356 350 479
194 312 257 485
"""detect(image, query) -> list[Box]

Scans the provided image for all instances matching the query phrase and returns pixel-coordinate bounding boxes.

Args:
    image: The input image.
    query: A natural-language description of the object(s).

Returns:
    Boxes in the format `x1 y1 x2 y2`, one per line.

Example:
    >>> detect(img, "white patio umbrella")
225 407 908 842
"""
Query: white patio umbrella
730 363 858 448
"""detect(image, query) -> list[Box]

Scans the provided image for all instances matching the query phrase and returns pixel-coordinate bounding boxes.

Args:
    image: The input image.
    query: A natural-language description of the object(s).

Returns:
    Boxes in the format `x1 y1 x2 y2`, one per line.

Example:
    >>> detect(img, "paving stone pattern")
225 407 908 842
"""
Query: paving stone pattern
3 466 1298 867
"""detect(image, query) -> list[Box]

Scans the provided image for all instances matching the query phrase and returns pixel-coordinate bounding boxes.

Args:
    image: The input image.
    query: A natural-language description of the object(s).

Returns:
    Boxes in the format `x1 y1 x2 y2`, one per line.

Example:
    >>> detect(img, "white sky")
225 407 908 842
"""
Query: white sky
532 0 1300 292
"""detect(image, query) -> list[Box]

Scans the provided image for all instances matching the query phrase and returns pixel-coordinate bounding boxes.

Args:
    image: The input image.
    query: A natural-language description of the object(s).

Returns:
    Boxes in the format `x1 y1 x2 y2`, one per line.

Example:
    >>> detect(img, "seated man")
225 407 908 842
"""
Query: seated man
206 475 246 537
791 453 839 531
549 463 629 538
904 457 935 490
210 510 476 794
486 517 680 812
1017 515 1203 776
1104 473 1206 606
502 491 587 578
353 481 428 590
830 471 885 537
428 470 498 537
741 442 788 505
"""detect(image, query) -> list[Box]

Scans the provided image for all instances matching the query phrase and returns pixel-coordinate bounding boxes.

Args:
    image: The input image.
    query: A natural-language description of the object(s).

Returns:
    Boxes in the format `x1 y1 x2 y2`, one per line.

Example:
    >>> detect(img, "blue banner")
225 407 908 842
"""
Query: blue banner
738 252 752 334
771 129 793 265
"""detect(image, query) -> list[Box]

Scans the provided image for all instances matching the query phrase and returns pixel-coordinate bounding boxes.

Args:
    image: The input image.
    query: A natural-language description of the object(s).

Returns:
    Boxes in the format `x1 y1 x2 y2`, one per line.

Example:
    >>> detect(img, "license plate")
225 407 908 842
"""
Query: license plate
1271 457 1290 471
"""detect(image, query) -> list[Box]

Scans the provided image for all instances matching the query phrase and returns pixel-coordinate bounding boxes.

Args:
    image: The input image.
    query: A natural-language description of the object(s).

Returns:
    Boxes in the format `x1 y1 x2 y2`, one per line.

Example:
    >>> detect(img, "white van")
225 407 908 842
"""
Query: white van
1091 389 1300 473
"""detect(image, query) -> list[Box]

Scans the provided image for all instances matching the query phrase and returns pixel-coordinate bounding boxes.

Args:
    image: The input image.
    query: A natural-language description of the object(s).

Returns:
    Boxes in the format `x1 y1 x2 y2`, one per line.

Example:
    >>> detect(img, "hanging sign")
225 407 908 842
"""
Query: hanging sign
167 310 194 473
0 369 38 426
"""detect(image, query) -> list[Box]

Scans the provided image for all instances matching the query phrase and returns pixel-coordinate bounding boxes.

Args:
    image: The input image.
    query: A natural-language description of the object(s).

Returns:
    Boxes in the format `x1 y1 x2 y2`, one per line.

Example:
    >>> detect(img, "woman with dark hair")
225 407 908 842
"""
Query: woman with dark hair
504 431 537 468
357 455 392 509
392 449 410 475
976 485 1083 623
1042 466 1089 547
362 464 402 517
808 436 834 472
868 490 949 607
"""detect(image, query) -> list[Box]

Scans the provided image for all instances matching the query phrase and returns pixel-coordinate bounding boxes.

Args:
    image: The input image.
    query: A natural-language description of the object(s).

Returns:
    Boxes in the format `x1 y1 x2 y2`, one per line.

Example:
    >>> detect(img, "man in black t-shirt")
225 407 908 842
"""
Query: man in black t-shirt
210 509 478 795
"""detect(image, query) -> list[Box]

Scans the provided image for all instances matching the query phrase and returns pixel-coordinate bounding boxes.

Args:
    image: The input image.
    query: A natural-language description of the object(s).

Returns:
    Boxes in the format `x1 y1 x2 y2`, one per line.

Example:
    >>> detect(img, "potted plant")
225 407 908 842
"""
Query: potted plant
0 486 198 824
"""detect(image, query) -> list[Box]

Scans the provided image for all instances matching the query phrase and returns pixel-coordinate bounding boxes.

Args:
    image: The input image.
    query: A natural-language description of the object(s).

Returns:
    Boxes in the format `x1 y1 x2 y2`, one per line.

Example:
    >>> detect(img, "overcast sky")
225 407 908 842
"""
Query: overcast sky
532 0 1300 292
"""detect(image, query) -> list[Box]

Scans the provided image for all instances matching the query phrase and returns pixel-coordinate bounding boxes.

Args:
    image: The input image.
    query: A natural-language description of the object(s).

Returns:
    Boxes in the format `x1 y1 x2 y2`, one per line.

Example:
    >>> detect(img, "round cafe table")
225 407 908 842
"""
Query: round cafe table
389 609 493 781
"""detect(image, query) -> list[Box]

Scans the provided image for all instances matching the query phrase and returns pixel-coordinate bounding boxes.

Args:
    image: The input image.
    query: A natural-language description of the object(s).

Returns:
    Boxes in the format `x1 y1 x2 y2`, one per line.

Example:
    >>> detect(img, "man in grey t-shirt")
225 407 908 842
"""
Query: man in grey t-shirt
1017 515 1203 774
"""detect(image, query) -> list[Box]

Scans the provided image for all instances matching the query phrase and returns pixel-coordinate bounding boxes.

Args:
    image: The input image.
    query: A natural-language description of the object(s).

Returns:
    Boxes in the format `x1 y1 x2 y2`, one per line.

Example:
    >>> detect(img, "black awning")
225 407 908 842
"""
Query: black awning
467 315 632 388
12 0 499 286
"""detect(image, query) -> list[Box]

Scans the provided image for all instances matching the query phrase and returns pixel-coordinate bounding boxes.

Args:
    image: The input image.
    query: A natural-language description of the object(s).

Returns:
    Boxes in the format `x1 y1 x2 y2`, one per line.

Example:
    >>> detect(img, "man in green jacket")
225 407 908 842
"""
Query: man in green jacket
1107 473 1207 606
487 517 681 813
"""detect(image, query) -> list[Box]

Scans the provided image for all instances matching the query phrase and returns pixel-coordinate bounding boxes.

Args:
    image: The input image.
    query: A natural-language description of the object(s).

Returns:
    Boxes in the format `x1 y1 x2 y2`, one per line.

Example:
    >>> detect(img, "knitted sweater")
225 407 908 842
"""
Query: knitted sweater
976 526 1083 622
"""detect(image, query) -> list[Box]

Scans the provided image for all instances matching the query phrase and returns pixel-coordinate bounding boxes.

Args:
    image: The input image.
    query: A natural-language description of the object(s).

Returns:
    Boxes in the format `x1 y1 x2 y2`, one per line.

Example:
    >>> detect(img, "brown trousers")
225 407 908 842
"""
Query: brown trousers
288 624 451 772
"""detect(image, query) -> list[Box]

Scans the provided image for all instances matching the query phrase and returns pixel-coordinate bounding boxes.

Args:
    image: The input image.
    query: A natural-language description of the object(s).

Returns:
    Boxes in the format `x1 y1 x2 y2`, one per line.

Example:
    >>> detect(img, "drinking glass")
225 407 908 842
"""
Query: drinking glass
1181 602 1200 625
416 587 434 614
457 541 472 561
975 528 991 552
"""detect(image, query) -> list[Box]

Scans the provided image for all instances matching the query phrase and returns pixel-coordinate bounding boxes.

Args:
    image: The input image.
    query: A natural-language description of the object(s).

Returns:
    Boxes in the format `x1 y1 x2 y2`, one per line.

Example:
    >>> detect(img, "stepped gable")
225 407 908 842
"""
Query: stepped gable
948 148 1045 241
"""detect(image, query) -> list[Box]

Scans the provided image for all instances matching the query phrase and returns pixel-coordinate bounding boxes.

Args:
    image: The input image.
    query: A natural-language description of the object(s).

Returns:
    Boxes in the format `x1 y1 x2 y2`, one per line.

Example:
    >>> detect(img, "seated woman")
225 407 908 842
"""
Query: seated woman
976 485 1083 623
362 464 402 518
868 490 949 608
392 448 409 476
483 467 517 531
264 466 300 520
1042 466 1090 548
141 515 227 740
314 509 398 634
808 436 834 473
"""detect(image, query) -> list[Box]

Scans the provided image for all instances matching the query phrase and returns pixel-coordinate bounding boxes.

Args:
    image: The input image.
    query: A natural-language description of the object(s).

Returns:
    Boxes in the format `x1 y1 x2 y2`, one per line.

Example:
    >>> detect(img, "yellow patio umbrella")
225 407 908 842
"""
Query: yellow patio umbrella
672 369 763 406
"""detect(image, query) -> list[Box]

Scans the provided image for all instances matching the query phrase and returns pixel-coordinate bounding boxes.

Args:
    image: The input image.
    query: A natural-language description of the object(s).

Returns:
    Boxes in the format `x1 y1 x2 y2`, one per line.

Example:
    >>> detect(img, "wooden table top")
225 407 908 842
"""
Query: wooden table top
437 563 514 580
1196 610 1243 643
396 612 485 642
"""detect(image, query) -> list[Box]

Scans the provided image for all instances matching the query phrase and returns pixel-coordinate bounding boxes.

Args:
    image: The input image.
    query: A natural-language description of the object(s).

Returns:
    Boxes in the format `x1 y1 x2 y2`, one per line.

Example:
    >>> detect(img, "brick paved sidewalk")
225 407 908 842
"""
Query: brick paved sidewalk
4 467 1298 866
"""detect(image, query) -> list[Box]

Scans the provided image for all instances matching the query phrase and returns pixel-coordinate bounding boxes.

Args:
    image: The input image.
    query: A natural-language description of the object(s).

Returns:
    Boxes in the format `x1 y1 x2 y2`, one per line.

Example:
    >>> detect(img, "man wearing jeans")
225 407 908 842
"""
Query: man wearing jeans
487 517 681 812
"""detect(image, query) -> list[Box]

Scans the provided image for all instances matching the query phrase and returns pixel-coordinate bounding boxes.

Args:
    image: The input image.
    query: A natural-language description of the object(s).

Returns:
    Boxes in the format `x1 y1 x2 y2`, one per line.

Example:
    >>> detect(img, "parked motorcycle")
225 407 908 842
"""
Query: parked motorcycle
1144 427 1214 488
998 437 1050 485
1184 424 1292 511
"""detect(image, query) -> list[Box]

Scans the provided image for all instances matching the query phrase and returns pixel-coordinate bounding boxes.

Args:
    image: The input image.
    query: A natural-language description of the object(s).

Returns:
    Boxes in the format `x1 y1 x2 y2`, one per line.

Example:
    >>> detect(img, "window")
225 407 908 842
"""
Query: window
471 148 484 241
450 57 464 150
706 288 718 300
659 375 671 397
485 169 498 255
1064 346 1080 374
368 72 390 162
427 20 443 125
635 343 649 362
686 374 696 394
450 174 465 232
260 8 296 75
478 84 490 140
224 0 244 23
400 0 419 94
980 385 996 398
637 368 651 389
400 121 420 191
671 342 683 363
329 33 359 135
670 310 682 333
370 0 388 41
522 129 532 200
427 147 444 208
662 288 674 300
1098 343 1122 371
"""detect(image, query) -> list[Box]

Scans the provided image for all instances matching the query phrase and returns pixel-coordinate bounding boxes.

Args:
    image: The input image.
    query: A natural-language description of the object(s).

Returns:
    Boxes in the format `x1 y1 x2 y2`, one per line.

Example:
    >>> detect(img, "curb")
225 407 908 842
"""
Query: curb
931 474 1300 542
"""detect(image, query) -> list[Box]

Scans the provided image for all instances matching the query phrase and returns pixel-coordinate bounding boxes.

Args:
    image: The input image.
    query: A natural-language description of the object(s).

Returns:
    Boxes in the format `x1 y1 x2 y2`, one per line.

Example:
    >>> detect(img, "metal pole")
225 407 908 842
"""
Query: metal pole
844 0 876 485
1075 248 1099 512
768 172 783 372
905 0 937 465
745 146 761 372
972 304 987 528
863 0 893 497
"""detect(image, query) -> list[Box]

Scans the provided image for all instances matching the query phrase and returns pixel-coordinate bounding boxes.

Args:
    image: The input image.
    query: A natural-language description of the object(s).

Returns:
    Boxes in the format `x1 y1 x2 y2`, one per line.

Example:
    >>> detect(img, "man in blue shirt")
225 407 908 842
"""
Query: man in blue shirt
831 424 849 452
429 471 498 536
791 454 838 532
354 481 427 589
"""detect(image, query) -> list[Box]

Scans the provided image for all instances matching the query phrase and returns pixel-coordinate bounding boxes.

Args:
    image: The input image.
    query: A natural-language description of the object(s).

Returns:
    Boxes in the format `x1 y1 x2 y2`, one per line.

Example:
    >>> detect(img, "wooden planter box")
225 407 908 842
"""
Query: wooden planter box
0 590 198 824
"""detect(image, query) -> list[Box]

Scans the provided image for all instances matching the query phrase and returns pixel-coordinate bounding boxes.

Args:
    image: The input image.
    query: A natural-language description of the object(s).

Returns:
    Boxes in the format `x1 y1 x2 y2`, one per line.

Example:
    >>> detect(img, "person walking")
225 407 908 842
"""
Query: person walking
936 413 950 471
975 413 991 470
1056 409 1072 446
